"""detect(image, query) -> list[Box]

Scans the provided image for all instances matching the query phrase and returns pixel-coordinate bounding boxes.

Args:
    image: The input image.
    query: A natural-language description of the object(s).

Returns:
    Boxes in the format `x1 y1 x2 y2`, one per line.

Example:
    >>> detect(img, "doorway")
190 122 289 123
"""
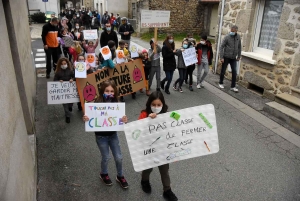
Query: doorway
209 4 218 37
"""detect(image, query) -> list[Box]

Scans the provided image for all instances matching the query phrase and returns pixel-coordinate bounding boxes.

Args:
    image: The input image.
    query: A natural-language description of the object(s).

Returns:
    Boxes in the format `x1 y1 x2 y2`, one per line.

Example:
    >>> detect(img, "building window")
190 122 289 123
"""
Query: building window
253 0 284 57
132 3 136 18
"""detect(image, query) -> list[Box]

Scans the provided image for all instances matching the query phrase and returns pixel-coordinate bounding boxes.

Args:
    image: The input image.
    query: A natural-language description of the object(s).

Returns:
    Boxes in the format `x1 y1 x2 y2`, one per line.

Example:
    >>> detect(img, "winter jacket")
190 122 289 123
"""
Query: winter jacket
219 34 241 60
162 45 176 71
101 14 110 24
175 48 187 69
83 40 99 53
143 59 151 69
118 23 134 40
91 17 100 29
196 41 214 65
100 59 115 69
53 68 74 81
100 31 118 47
41 22 59 48
148 45 162 67
72 30 84 41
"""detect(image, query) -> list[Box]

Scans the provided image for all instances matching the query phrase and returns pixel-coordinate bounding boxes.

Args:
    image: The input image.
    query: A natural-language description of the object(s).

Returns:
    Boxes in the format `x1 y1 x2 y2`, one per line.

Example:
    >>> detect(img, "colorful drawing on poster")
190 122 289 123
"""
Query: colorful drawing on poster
85 53 96 67
100 46 112 60
116 50 126 64
132 65 143 84
130 44 139 58
83 82 97 102
75 62 87 78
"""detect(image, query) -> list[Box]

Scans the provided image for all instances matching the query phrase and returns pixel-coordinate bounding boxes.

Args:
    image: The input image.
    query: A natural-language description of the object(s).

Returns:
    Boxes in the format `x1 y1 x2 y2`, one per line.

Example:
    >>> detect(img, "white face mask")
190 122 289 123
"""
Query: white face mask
61 64 68 69
200 41 206 45
76 26 79 29
151 106 162 114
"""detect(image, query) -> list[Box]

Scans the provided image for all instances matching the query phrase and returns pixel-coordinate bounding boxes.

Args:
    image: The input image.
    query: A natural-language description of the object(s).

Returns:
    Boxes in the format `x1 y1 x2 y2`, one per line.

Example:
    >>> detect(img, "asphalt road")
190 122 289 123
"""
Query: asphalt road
32 38 300 201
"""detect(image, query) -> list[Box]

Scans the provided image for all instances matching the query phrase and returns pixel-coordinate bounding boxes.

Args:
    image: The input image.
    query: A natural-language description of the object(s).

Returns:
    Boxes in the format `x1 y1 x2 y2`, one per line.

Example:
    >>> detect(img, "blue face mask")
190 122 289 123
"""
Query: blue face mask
103 93 114 102
230 32 236 36
106 27 111 31
183 44 188 49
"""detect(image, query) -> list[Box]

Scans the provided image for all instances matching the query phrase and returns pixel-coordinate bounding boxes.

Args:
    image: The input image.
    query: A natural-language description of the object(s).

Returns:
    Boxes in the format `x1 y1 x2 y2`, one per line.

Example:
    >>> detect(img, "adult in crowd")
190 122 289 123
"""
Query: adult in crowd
82 11 90 29
91 14 100 30
118 17 134 46
115 13 121 31
101 11 111 29
96 10 101 23
110 13 116 31
41 17 59 78
100 22 118 48
219 25 241 92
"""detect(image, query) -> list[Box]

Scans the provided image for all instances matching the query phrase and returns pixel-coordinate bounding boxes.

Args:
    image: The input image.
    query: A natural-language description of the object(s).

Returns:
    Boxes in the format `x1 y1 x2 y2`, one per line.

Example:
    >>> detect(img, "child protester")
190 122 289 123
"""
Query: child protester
138 91 178 201
82 80 129 189
196 35 213 89
54 57 74 123
60 28 77 62
140 49 151 96
148 39 162 93
82 39 99 53
117 40 130 58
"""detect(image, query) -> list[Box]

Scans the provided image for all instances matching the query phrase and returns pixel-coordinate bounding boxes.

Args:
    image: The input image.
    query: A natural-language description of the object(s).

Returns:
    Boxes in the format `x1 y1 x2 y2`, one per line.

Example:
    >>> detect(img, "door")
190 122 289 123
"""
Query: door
209 4 219 37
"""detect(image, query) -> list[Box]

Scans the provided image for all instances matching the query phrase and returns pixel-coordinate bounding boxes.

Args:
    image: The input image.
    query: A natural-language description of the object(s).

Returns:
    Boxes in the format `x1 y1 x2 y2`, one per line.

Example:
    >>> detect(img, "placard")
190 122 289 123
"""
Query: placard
130 44 139 58
85 53 96 67
100 46 112 60
76 59 145 111
83 29 98 40
47 81 79 104
116 50 126 64
124 104 219 172
141 10 170 28
182 47 198 66
85 103 125 132
75 61 87 78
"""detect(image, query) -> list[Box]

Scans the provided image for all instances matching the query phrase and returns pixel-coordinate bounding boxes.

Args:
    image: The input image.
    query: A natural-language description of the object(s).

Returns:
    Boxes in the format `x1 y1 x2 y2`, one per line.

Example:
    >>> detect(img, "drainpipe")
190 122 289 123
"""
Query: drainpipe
106 0 108 11
214 0 225 74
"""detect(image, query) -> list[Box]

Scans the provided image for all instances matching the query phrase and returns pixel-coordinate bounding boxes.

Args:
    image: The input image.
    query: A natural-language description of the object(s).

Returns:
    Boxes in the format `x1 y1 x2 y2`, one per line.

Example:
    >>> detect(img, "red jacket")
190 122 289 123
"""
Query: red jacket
138 111 148 120
196 41 213 65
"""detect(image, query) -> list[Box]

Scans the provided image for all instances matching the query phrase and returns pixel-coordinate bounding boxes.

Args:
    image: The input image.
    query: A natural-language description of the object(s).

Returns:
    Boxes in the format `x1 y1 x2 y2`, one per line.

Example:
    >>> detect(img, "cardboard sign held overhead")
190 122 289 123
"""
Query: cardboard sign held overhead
83 29 98 40
141 10 170 28
124 104 219 172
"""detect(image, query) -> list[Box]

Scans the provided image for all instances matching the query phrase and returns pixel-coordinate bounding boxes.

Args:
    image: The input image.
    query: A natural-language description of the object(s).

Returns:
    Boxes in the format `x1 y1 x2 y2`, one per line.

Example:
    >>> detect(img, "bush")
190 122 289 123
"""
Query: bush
30 12 46 23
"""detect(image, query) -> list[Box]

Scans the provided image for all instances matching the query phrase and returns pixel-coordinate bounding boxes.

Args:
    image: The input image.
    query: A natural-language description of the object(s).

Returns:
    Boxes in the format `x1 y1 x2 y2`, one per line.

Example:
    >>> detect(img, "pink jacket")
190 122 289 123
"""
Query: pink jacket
83 40 99 53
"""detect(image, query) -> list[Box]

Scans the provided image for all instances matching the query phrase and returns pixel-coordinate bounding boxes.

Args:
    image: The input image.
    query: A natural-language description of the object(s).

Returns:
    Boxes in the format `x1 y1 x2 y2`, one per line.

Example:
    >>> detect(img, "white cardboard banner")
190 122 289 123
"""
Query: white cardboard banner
85 103 126 132
75 61 87 78
124 104 219 172
83 29 98 40
100 46 112 60
182 47 198 66
47 81 79 104
130 44 139 58
85 53 96 67
116 50 126 64
141 10 170 28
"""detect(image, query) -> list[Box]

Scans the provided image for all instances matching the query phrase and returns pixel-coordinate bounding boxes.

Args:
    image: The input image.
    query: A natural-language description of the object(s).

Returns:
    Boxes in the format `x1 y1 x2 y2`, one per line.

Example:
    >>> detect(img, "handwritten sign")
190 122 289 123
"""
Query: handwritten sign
182 47 197 66
116 50 126 64
76 59 145 111
83 29 98 40
85 53 96 67
124 104 219 172
100 46 112 60
47 81 79 104
130 44 139 58
85 103 125 132
141 10 170 28
75 62 87 78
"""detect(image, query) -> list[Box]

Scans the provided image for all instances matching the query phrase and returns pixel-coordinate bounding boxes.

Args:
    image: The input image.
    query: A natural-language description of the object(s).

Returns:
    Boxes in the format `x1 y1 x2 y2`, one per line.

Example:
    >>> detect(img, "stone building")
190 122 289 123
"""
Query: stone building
216 0 300 103
128 0 220 36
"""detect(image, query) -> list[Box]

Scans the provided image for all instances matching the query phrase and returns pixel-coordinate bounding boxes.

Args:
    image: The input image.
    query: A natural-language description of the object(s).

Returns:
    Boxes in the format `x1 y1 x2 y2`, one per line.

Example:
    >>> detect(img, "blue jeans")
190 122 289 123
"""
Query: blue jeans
162 70 174 91
95 133 123 177
174 68 187 88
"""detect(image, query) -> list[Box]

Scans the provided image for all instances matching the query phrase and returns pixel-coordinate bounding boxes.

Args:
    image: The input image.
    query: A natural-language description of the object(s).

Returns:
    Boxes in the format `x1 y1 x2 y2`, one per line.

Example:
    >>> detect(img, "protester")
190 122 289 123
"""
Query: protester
82 40 99 53
72 23 84 41
147 39 162 93
98 40 116 70
117 40 130 58
100 22 118 48
139 91 178 201
91 14 100 30
54 58 74 123
101 11 111 29
219 25 241 92
115 13 121 31
196 35 213 89
83 80 129 189
141 49 151 96
42 17 59 78
161 35 176 94
60 28 77 62
110 13 116 31
118 17 134 46
82 11 90 29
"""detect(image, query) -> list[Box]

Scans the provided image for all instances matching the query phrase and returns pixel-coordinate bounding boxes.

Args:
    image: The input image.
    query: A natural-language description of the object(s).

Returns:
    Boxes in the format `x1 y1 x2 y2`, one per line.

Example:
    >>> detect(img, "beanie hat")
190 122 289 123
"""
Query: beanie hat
142 49 148 54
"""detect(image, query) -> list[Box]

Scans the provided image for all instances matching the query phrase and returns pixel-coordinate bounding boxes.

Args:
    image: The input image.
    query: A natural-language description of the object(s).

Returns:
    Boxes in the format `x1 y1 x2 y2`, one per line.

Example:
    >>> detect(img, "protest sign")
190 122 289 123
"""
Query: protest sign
130 44 139 58
116 50 126 64
85 103 125 132
76 59 145 110
75 62 87 78
124 104 219 172
83 29 98 40
141 10 170 28
182 47 198 66
85 53 96 67
100 46 112 60
47 81 79 104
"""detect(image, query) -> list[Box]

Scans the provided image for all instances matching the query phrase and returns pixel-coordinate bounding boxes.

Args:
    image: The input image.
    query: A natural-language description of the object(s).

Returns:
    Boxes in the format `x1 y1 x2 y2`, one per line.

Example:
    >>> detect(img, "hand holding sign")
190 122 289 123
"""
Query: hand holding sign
100 46 112 60
74 62 87 78
83 30 98 40
85 53 96 67
116 50 126 64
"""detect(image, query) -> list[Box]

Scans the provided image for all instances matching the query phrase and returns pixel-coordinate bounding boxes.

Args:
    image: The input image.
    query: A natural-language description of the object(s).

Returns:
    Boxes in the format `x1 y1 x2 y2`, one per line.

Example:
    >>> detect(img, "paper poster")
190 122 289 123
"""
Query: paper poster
141 10 170 28
85 103 125 132
116 50 126 64
83 29 98 40
130 44 139 58
100 46 112 60
182 47 198 66
85 53 96 67
47 81 79 104
75 61 87 78
76 59 145 111
124 104 219 172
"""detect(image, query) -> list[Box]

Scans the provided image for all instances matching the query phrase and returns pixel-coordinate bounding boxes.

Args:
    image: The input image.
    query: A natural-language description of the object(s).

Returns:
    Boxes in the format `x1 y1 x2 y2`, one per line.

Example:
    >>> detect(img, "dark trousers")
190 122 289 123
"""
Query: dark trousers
142 164 170 191
161 70 174 91
175 68 187 88
185 65 195 85
45 47 58 74
219 57 237 88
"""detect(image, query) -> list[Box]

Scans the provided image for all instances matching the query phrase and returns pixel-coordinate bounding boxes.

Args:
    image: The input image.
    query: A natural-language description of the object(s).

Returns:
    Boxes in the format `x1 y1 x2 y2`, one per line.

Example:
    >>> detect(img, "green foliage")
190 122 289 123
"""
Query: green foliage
30 12 46 23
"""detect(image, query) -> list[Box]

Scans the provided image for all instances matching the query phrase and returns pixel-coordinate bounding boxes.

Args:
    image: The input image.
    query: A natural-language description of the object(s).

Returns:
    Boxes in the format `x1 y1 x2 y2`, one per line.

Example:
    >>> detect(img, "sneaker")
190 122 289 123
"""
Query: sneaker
141 180 151 193
200 82 204 87
197 84 201 89
66 117 70 123
173 84 177 91
100 174 113 186
219 84 224 89
46 74 50 79
230 87 239 92
179 88 183 93
163 189 178 201
189 85 193 91
116 176 129 189
165 90 170 95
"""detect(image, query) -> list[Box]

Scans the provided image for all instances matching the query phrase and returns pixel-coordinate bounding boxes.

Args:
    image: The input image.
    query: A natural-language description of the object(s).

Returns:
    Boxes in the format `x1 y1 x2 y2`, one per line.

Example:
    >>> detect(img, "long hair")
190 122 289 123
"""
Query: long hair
55 57 72 73
143 91 168 115
95 80 119 103
163 34 175 51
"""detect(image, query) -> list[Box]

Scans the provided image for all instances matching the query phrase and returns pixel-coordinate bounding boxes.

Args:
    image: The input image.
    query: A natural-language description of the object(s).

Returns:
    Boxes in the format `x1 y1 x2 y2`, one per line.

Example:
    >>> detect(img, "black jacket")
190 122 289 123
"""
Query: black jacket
162 45 176 71
100 30 118 48
53 68 74 81
118 24 134 40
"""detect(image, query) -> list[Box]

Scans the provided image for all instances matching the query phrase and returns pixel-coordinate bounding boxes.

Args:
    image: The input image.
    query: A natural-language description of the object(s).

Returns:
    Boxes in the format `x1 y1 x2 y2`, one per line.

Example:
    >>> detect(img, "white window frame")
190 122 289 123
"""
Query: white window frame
132 3 136 18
